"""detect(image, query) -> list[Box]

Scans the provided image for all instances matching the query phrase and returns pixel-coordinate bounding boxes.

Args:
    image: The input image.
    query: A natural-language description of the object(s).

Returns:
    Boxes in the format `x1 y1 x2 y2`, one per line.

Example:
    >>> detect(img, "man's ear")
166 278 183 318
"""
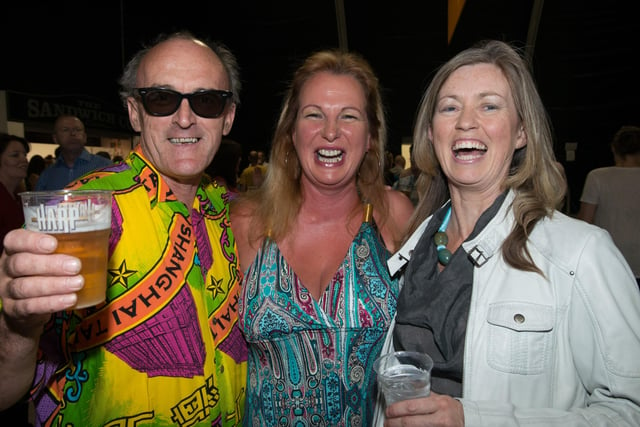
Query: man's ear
222 103 236 136
127 97 142 133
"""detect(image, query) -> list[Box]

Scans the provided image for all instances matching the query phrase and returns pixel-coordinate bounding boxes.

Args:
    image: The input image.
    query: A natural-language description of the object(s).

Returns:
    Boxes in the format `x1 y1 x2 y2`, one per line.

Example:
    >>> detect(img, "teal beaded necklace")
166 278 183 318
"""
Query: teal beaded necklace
434 206 452 265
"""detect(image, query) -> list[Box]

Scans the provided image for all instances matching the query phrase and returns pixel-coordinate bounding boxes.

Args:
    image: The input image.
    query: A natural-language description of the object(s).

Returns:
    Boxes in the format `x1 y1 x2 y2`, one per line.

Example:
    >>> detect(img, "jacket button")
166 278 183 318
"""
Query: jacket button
514 313 525 324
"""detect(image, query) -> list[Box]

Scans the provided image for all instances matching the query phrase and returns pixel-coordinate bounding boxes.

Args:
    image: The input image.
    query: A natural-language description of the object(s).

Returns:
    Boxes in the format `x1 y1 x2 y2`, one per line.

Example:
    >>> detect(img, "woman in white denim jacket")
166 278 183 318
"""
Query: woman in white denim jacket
373 40 640 427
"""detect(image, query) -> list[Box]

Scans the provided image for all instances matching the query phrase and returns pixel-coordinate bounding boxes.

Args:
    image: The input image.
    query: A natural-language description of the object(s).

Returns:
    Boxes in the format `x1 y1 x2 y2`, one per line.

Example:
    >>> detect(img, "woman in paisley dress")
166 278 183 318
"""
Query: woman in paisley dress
232 50 414 426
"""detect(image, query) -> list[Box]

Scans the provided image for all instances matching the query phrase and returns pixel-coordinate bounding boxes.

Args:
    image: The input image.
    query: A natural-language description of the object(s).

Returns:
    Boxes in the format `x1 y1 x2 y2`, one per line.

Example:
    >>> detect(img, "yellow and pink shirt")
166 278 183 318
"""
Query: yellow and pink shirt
31 146 247 426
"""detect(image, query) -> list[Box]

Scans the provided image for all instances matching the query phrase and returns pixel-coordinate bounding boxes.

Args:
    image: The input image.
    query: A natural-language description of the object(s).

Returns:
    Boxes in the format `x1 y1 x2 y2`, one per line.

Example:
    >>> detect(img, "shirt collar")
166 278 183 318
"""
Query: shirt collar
127 146 213 214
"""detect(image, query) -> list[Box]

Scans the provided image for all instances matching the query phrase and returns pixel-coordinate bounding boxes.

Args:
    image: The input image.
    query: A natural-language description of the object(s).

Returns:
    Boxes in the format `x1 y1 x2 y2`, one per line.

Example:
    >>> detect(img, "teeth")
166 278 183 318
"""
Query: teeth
169 137 198 144
455 152 484 160
317 148 343 163
318 149 341 157
452 141 487 151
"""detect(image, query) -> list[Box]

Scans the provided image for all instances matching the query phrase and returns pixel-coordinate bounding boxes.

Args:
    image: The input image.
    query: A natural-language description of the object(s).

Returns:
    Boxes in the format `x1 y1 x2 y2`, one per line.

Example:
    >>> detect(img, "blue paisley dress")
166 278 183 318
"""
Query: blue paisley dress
239 212 398 426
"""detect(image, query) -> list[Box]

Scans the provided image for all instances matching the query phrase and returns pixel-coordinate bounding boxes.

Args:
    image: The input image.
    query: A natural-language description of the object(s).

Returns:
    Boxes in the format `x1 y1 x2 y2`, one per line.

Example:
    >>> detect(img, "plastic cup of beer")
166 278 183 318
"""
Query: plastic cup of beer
20 190 112 309
374 351 434 405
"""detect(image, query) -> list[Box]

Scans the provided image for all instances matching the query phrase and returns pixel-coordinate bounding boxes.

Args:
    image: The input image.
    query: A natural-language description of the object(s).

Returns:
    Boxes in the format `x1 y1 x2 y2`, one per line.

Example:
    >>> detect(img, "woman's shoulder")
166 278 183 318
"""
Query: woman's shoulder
383 186 414 221
374 187 415 252
229 198 263 273
229 198 256 228
540 211 604 236
531 211 616 262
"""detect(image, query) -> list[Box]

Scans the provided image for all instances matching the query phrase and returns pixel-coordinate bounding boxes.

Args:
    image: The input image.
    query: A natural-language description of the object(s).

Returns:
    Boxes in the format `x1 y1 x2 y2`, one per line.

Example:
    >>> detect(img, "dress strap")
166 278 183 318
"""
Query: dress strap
363 202 373 223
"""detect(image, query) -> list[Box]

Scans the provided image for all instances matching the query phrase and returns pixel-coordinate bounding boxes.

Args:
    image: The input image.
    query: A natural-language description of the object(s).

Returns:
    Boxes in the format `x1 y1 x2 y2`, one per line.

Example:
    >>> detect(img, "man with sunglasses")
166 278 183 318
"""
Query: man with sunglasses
0 31 247 426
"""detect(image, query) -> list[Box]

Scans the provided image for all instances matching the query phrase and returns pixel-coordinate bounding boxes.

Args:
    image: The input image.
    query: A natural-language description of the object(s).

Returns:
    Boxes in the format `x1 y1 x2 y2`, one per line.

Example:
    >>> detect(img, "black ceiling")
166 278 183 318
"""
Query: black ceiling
2 0 638 210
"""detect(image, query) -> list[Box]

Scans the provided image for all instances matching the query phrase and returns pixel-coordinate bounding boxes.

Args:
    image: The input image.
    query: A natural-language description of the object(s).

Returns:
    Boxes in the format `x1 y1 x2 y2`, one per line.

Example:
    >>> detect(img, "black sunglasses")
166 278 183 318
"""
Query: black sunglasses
133 87 233 119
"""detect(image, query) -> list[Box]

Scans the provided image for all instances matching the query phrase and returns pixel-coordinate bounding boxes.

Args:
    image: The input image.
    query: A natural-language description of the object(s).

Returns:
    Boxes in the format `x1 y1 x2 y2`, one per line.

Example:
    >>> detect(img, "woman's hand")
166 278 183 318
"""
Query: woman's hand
384 391 465 427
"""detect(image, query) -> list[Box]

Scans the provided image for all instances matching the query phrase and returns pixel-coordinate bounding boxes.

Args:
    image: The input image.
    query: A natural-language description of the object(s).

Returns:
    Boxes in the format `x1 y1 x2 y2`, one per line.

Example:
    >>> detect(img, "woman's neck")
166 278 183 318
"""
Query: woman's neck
448 187 504 241
298 183 362 226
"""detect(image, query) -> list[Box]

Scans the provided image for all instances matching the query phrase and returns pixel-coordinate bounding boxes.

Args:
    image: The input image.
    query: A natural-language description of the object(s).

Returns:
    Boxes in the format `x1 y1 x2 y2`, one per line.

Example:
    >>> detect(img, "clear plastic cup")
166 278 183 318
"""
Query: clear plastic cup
374 350 433 405
21 190 112 308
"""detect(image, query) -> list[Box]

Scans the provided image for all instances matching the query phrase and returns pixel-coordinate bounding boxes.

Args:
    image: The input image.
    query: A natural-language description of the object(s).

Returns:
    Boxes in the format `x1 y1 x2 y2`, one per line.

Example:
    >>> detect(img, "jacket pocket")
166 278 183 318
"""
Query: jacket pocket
486 302 554 375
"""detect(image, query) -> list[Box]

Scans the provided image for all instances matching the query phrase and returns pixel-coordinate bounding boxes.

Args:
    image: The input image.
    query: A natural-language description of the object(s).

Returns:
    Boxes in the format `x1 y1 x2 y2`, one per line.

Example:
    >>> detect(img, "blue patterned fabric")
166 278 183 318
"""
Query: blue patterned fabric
239 219 399 426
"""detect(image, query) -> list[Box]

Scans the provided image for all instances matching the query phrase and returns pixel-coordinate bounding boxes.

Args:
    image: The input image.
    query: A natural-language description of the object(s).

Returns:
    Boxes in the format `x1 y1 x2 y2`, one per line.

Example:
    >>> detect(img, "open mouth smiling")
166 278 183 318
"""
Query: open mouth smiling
317 148 343 163
452 140 487 160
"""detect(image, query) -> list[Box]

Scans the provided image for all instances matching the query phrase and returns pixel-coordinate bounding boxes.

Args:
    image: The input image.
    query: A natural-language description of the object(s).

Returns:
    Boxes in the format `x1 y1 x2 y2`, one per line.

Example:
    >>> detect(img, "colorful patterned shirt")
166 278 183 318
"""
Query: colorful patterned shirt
239 212 398 426
30 146 247 426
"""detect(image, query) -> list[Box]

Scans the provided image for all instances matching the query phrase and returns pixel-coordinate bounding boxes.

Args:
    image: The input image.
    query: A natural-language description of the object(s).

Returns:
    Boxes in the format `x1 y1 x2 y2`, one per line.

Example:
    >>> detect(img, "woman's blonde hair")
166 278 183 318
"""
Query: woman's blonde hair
240 49 391 243
409 40 566 274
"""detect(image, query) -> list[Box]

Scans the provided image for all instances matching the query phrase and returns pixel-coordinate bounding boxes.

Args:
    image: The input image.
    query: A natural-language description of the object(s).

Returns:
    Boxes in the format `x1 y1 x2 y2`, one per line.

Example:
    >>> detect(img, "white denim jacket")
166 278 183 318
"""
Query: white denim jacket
374 190 640 426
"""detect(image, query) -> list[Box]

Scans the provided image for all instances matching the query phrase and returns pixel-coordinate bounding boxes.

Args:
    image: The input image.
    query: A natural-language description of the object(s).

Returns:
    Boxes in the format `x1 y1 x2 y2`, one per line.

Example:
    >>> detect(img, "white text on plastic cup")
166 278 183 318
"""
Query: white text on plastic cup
20 190 112 309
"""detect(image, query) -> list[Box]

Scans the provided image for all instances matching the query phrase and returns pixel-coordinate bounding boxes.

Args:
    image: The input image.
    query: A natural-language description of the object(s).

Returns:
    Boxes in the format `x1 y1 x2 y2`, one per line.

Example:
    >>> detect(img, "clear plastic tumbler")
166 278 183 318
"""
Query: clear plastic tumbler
374 350 434 405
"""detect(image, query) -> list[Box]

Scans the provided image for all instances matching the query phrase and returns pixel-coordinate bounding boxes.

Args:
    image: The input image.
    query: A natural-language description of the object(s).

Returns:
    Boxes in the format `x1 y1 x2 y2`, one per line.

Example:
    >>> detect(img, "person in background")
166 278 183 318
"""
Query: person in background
34 114 112 190
237 149 267 191
25 154 46 191
43 154 55 168
206 137 243 201
374 40 640 426
392 145 419 206
256 149 267 166
388 153 406 184
232 49 414 425
95 150 112 160
577 125 640 287
0 31 247 426
0 134 28 255
383 150 395 186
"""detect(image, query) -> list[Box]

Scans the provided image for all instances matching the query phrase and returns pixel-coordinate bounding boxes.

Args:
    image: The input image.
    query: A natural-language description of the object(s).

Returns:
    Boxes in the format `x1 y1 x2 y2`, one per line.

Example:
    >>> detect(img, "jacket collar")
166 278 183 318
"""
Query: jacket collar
388 189 515 276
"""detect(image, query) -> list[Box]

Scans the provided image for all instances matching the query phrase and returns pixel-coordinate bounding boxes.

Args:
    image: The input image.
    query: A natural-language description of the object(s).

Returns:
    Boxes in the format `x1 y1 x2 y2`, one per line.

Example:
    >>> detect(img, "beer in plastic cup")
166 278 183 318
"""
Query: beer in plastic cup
20 190 112 309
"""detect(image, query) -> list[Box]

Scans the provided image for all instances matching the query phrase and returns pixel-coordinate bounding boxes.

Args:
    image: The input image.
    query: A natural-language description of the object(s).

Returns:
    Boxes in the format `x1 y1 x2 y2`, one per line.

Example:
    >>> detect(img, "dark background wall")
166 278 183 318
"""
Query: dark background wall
2 0 638 213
